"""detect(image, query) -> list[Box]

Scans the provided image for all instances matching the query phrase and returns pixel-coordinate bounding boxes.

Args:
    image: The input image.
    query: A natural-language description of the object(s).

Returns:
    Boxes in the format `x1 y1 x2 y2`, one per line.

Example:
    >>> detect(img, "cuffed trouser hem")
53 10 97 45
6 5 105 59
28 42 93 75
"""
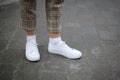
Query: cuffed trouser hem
20 0 36 30
46 0 64 33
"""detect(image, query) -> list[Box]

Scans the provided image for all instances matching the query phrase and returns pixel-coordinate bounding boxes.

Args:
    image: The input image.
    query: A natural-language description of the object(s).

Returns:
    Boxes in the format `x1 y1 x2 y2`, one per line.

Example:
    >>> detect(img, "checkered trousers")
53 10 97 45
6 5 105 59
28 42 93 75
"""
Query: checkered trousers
20 0 64 33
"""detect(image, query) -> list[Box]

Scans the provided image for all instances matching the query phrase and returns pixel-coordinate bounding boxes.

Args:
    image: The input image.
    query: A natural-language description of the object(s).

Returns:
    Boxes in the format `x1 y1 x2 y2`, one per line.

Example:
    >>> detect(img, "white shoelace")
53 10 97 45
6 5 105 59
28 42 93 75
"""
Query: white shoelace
58 41 71 49
27 39 39 54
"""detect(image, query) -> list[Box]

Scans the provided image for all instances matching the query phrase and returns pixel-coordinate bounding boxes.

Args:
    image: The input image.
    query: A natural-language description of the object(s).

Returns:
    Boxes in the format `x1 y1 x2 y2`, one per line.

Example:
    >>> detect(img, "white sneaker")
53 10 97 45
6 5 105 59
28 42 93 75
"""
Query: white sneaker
25 39 40 61
48 41 82 59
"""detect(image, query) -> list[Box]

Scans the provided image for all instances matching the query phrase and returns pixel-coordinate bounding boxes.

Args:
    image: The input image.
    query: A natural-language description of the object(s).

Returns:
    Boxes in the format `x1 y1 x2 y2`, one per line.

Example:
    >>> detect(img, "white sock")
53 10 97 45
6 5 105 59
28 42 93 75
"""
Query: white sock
26 35 36 43
49 37 62 45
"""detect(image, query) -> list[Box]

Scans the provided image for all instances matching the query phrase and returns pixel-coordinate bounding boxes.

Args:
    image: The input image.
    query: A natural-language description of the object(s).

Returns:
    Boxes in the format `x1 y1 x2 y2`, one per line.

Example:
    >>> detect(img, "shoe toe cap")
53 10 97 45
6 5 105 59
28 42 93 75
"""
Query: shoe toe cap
26 52 40 61
72 49 82 59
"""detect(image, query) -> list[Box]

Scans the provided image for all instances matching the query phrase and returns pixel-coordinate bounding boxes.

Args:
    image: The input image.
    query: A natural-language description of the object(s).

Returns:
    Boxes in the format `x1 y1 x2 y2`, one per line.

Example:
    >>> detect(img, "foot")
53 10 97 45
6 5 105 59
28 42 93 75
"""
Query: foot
25 39 40 61
48 41 82 59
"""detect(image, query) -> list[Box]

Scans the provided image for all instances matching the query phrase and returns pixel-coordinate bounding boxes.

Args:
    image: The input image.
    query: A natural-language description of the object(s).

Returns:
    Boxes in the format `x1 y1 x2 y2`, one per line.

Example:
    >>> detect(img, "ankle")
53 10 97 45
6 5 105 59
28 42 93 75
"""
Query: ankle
49 32 61 38
49 37 62 45
26 34 37 43
26 30 35 36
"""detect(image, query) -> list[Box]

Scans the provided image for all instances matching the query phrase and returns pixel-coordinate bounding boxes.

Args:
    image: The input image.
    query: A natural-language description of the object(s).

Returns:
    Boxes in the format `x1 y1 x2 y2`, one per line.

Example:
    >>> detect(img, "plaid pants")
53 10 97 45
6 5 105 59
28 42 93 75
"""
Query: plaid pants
20 0 64 33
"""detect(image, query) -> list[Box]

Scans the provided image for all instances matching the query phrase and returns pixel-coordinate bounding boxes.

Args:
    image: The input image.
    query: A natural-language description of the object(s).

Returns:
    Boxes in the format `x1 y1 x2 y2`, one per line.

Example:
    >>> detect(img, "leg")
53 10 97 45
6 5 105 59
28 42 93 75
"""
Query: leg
26 30 35 35
20 0 40 61
46 0 64 38
46 0 82 59
20 0 36 32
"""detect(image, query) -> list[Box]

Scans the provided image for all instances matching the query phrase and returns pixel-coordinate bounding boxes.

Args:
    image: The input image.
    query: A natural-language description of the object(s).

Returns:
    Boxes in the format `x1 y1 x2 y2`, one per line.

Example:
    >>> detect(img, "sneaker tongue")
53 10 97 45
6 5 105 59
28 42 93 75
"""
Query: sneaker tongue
58 41 65 45
59 41 69 48
61 42 73 51
28 39 37 45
